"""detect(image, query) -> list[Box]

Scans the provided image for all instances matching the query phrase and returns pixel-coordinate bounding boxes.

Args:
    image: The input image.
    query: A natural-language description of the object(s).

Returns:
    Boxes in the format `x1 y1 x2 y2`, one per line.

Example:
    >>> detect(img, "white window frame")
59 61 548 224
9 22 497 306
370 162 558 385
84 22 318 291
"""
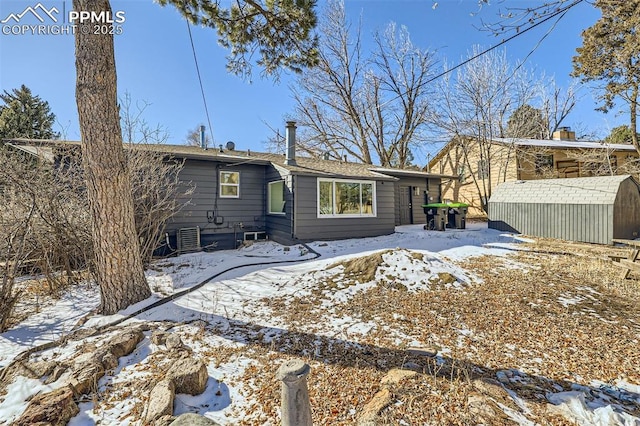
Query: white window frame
268 180 286 215
317 178 377 218
219 170 240 198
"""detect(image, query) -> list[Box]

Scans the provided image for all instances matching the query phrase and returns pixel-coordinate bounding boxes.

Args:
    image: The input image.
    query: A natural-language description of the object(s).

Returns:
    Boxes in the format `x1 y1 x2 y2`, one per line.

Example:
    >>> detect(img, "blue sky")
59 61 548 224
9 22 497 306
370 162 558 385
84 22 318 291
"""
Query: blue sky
0 0 617 161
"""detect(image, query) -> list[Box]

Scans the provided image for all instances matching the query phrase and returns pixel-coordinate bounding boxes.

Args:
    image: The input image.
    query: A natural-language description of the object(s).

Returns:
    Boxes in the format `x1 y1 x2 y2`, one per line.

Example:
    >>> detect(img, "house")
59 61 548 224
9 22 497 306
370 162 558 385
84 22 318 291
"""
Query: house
488 175 640 245
3 122 454 251
428 128 639 216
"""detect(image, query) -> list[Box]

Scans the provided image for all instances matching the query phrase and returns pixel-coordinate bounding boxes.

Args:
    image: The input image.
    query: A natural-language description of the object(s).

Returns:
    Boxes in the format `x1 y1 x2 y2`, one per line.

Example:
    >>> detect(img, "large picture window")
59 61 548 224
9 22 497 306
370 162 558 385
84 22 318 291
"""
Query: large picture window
268 180 285 214
220 171 239 198
318 178 376 218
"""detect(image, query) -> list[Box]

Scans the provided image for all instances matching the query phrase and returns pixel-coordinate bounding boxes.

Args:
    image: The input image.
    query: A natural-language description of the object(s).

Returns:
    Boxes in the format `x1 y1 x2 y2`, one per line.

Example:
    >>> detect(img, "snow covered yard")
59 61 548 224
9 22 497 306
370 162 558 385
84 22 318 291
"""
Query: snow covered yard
0 222 639 425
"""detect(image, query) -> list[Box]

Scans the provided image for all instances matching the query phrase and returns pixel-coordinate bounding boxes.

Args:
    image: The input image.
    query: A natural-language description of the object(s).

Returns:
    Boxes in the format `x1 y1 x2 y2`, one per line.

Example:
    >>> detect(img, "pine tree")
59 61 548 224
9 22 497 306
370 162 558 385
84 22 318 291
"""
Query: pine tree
0 85 59 140
74 0 318 314
572 0 640 153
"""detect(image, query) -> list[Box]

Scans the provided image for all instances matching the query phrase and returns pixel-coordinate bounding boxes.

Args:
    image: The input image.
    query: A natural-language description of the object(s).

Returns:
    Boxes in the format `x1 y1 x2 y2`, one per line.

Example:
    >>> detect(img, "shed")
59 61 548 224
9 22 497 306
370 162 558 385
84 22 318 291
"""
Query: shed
488 175 640 244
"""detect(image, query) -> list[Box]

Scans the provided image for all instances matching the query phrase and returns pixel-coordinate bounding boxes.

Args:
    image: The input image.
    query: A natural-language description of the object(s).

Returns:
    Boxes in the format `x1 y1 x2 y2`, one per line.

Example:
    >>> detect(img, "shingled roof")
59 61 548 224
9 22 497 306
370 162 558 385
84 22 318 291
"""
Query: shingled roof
3 139 454 181
489 175 635 205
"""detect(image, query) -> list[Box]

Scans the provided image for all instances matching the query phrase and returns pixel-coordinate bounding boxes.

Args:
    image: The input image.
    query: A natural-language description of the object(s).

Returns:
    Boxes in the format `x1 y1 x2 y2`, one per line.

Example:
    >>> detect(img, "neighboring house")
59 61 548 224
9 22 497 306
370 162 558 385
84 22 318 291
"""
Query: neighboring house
3 122 454 251
428 128 639 216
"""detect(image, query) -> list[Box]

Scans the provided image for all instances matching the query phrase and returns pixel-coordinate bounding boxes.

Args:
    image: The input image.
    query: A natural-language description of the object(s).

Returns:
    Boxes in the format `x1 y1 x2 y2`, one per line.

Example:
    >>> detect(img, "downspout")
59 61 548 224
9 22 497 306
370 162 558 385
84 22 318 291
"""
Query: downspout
291 175 297 241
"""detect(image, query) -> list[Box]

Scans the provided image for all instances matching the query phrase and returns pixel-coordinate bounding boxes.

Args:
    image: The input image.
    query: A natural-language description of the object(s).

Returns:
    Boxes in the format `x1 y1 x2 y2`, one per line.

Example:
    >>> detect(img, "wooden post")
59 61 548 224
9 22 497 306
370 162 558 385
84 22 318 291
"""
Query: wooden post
277 359 312 426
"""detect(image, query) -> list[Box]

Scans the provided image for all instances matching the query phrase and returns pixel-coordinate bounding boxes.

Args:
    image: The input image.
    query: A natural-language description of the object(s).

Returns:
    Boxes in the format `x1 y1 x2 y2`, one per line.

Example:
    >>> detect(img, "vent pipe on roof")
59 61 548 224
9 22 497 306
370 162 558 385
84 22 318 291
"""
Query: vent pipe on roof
200 125 207 150
285 121 297 166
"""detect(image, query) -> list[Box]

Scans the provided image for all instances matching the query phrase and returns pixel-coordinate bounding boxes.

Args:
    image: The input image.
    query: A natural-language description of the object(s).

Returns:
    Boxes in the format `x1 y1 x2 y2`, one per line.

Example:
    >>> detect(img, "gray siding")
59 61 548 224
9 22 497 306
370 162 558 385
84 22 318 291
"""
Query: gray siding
489 203 614 244
167 159 266 249
292 175 395 241
489 176 640 245
265 167 295 245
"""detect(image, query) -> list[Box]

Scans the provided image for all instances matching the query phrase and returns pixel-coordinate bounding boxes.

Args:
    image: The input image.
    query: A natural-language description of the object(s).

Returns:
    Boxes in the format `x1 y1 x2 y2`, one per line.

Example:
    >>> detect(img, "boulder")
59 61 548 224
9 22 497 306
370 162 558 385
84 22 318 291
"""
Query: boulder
28 360 57 377
380 368 417 387
145 379 175 424
14 386 79 426
68 362 105 396
169 413 220 425
357 388 392 426
167 358 208 395
165 334 184 351
106 328 144 358
152 331 167 346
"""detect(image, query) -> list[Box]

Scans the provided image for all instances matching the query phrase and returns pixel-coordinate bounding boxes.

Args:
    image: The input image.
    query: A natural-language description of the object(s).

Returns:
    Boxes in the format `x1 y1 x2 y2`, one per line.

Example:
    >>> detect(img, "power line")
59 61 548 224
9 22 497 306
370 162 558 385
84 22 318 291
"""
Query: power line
379 0 584 109
186 20 215 147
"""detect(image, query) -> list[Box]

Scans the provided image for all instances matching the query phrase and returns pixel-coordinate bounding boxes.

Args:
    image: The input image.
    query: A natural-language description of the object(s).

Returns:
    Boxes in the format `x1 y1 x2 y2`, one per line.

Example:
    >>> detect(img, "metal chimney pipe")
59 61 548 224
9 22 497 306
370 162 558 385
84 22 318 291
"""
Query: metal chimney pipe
285 121 297 166
200 125 206 149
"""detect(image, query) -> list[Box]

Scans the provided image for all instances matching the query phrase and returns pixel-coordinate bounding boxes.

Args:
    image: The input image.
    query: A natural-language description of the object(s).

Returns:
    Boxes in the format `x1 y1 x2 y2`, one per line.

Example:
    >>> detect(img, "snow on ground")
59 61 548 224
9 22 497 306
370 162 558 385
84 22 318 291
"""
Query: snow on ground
0 223 637 425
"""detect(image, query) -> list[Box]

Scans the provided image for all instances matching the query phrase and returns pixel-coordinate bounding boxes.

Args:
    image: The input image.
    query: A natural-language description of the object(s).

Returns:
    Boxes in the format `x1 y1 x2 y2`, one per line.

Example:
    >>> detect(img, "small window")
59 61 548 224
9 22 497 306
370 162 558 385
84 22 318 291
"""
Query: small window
220 171 239 198
268 180 286 214
477 160 489 179
413 186 421 196
535 154 554 175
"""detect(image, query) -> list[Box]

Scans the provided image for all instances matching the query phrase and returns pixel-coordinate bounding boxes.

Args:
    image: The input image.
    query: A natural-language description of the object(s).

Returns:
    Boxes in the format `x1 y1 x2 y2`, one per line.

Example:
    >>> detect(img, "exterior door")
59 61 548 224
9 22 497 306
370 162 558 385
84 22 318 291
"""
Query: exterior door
399 186 413 225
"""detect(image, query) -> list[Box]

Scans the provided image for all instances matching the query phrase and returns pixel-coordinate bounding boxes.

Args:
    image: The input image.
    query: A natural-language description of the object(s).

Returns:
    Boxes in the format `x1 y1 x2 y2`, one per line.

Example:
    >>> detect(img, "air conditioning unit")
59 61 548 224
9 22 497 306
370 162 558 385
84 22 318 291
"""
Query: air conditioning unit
177 227 201 253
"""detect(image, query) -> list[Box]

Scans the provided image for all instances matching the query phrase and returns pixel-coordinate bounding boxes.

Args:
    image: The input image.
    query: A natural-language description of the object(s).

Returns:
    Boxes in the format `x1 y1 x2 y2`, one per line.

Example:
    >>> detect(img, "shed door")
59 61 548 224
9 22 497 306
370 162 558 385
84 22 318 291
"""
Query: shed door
399 186 413 225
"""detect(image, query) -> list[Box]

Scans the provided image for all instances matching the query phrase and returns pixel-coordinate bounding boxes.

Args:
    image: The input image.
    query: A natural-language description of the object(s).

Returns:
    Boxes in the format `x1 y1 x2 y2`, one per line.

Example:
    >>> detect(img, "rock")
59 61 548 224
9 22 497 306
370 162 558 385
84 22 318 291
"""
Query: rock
152 331 167 346
165 334 184 350
79 342 98 354
100 351 119 371
106 328 144 358
44 364 68 385
169 413 220 425
68 362 105 396
380 368 418 387
145 379 175 424
28 360 57 377
167 358 208 395
155 415 176 426
358 388 392 426
467 394 496 417
14 386 79 426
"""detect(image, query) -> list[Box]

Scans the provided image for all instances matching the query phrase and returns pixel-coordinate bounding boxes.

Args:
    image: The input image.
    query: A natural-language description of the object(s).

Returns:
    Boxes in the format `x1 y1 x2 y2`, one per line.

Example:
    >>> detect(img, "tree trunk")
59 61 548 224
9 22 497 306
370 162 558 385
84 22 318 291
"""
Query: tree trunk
631 84 639 156
74 0 150 314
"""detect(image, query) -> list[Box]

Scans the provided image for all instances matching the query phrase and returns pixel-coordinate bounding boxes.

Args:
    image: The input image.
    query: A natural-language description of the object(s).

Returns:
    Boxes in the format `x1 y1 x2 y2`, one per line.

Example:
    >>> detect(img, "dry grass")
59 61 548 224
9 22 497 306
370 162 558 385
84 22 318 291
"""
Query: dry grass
228 238 640 425
13 238 639 425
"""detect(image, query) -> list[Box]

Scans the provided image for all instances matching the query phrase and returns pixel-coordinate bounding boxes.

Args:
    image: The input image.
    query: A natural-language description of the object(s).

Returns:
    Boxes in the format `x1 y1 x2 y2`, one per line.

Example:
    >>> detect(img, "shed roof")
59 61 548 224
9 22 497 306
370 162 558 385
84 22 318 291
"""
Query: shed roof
489 175 635 205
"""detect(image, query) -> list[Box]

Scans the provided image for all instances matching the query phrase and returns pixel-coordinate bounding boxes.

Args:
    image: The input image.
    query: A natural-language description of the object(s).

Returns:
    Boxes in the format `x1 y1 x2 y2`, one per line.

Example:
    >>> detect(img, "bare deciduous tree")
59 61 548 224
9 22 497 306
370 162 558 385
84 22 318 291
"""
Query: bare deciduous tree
185 125 211 148
290 0 437 168
120 92 170 144
435 47 577 213
436 47 535 212
0 141 192 329
0 144 91 330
